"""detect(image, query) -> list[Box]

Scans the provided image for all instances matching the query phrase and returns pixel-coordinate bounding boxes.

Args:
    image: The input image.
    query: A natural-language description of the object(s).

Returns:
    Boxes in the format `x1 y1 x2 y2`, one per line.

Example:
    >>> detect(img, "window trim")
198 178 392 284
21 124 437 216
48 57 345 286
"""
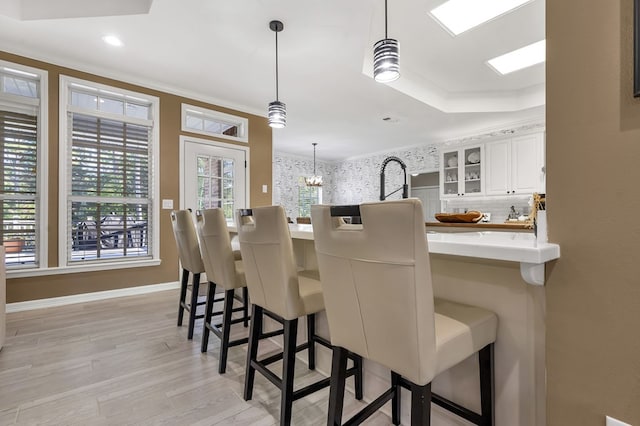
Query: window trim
0 59 48 271
181 103 248 143
58 75 160 268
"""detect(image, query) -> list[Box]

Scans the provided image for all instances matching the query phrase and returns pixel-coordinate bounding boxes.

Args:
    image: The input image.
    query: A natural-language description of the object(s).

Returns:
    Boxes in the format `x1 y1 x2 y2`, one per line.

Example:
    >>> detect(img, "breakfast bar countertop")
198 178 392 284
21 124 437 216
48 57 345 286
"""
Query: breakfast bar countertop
229 223 560 286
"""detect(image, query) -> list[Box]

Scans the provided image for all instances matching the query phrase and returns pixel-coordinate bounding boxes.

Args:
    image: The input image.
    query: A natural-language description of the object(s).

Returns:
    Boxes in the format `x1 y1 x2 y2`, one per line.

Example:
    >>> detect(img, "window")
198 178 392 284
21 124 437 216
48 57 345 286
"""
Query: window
0 62 47 269
60 76 159 266
298 177 321 217
181 103 248 143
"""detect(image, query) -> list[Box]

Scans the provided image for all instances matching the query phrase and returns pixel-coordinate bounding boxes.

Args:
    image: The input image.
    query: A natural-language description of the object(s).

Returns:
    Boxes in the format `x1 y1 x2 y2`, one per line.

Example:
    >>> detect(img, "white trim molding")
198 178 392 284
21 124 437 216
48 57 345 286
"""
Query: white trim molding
6 281 179 313
181 103 249 143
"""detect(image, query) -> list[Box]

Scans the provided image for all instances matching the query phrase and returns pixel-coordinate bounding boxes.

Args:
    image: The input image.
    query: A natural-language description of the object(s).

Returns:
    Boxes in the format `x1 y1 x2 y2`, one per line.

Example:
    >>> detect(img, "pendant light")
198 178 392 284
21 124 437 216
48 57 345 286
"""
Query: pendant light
373 0 400 83
268 20 286 128
305 143 323 187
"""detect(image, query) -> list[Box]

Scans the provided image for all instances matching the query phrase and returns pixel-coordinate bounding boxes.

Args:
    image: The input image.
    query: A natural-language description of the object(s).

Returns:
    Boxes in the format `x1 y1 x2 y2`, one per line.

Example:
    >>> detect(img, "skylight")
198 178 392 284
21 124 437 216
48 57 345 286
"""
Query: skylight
430 0 533 36
487 40 546 75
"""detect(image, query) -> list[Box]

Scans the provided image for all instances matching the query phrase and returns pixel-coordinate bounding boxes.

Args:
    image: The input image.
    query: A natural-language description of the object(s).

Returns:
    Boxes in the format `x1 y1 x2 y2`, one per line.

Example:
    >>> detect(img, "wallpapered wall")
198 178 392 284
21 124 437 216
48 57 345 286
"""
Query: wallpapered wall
273 123 544 222
272 154 333 219
330 145 440 205
273 144 439 218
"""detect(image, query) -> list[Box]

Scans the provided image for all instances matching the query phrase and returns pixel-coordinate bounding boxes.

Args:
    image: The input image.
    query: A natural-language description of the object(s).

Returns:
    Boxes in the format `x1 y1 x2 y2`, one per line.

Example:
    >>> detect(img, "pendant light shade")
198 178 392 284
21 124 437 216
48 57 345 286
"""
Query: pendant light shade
268 100 286 128
373 0 400 83
268 20 286 128
305 143 323 187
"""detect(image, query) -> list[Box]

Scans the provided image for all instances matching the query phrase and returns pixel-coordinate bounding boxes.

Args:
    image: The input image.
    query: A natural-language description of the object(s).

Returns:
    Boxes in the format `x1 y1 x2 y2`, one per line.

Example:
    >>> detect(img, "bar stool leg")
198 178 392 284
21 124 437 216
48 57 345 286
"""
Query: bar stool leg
219 289 235 374
391 371 401 425
281 318 298 426
187 273 201 339
242 287 249 328
479 344 495 426
244 304 263 401
354 355 364 400
410 382 431 426
307 313 316 370
201 281 217 353
177 269 189 326
327 346 348 426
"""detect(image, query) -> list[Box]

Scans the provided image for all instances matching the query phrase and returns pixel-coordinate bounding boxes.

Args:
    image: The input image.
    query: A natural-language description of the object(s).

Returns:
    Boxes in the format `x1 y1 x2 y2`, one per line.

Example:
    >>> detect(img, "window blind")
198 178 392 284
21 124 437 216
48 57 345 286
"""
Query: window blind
0 109 38 266
68 112 151 262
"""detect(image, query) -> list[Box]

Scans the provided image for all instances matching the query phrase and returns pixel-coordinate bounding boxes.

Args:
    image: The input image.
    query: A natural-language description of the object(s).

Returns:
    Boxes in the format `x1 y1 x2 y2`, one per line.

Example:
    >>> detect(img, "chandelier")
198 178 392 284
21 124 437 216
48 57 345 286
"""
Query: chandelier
305 143 323 187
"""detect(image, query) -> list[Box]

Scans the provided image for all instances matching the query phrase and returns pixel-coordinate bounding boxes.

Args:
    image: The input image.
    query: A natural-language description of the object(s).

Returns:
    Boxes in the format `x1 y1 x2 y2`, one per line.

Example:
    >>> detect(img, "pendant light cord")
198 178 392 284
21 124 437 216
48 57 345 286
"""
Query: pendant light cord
313 143 317 175
384 0 388 38
275 31 279 101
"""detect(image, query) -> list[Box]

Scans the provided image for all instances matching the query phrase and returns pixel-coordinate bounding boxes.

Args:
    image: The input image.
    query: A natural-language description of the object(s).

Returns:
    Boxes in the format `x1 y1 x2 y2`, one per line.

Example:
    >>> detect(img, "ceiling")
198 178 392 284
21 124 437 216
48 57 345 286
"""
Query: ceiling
0 0 545 161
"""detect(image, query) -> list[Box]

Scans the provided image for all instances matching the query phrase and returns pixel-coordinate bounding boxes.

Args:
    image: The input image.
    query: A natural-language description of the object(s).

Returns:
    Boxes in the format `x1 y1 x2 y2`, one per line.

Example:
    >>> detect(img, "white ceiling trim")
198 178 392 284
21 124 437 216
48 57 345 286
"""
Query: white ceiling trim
362 56 545 113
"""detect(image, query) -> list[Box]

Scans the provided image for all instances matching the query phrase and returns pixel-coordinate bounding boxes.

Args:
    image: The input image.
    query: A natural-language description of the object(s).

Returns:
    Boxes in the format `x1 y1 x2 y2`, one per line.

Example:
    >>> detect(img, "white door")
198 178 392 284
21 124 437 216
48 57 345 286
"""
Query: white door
180 137 248 220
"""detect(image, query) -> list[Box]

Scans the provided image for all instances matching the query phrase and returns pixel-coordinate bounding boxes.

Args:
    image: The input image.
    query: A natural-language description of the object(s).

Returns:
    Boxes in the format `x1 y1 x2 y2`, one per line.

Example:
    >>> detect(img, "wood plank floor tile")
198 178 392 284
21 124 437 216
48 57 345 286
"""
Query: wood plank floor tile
0 289 392 425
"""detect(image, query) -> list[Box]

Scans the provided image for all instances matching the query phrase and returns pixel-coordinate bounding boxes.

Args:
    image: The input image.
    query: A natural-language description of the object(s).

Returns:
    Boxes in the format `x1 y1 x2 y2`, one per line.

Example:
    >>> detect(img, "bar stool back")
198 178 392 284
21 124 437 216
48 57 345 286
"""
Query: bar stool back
236 206 362 426
311 199 498 426
170 209 205 339
195 208 250 373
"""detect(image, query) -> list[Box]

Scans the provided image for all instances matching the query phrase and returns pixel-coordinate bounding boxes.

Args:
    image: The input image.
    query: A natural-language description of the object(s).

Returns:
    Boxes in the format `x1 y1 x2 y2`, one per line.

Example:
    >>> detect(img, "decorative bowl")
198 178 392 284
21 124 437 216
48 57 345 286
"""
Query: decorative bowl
435 211 483 223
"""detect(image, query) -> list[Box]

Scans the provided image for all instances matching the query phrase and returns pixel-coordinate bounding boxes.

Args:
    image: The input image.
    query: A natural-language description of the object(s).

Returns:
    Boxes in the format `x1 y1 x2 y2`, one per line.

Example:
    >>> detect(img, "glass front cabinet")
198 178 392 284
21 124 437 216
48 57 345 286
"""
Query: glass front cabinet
440 145 484 198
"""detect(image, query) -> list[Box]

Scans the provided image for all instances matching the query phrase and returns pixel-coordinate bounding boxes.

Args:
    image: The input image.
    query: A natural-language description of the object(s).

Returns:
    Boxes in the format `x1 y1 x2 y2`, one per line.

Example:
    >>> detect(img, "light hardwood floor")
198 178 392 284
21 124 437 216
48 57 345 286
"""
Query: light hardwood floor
0 289 392 425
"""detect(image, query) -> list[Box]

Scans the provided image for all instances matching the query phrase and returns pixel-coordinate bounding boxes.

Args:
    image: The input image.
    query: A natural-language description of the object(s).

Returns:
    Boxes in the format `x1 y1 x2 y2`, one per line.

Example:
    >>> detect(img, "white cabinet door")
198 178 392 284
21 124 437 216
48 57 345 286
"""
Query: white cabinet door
441 149 461 197
511 133 544 194
485 139 511 195
440 145 483 198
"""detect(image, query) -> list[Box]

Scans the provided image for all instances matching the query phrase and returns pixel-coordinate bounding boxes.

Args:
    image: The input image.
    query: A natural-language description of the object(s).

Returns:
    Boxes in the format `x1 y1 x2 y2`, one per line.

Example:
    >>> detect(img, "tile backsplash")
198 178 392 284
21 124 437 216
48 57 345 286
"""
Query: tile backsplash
443 196 532 224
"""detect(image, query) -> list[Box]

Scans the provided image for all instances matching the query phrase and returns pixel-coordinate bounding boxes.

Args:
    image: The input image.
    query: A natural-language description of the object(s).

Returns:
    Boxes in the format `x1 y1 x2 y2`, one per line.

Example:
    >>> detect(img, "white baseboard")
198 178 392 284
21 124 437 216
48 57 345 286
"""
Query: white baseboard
6 281 180 313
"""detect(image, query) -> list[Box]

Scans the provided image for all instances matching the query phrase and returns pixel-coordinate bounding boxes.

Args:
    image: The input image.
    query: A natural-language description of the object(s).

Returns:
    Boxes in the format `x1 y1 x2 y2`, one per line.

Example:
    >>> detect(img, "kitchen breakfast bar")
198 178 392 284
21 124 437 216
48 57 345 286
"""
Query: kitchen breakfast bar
229 223 560 425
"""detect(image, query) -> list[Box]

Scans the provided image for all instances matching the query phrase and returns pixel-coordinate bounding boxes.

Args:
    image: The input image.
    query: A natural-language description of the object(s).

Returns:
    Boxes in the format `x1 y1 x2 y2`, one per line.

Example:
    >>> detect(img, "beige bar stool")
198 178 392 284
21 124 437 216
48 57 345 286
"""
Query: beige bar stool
195 208 251 374
311 199 498 426
170 209 207 340
236 206 363 426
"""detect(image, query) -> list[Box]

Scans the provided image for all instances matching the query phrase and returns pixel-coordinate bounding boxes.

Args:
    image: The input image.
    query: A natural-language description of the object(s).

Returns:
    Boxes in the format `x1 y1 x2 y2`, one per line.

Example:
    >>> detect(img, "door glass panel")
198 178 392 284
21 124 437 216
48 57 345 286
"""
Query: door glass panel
195 155 234 219
183 140 245 222
464 147 481 194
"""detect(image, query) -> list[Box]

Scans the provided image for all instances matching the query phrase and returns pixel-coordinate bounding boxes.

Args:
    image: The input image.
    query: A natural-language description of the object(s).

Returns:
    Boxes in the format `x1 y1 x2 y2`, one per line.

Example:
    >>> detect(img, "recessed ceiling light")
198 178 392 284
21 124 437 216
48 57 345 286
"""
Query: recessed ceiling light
102 35 123 47
429 0 533 36
487 40 545 75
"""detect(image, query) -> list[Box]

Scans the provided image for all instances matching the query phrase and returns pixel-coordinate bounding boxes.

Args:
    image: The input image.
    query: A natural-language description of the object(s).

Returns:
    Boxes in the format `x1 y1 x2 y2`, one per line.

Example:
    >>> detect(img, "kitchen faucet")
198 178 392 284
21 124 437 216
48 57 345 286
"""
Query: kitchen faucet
379 156 408 201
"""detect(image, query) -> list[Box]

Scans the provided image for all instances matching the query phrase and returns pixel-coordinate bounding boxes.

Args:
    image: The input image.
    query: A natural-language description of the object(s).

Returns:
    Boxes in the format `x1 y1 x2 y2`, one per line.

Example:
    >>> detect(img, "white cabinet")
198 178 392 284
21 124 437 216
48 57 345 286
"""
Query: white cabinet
440 145 484 198
485 133 545 195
